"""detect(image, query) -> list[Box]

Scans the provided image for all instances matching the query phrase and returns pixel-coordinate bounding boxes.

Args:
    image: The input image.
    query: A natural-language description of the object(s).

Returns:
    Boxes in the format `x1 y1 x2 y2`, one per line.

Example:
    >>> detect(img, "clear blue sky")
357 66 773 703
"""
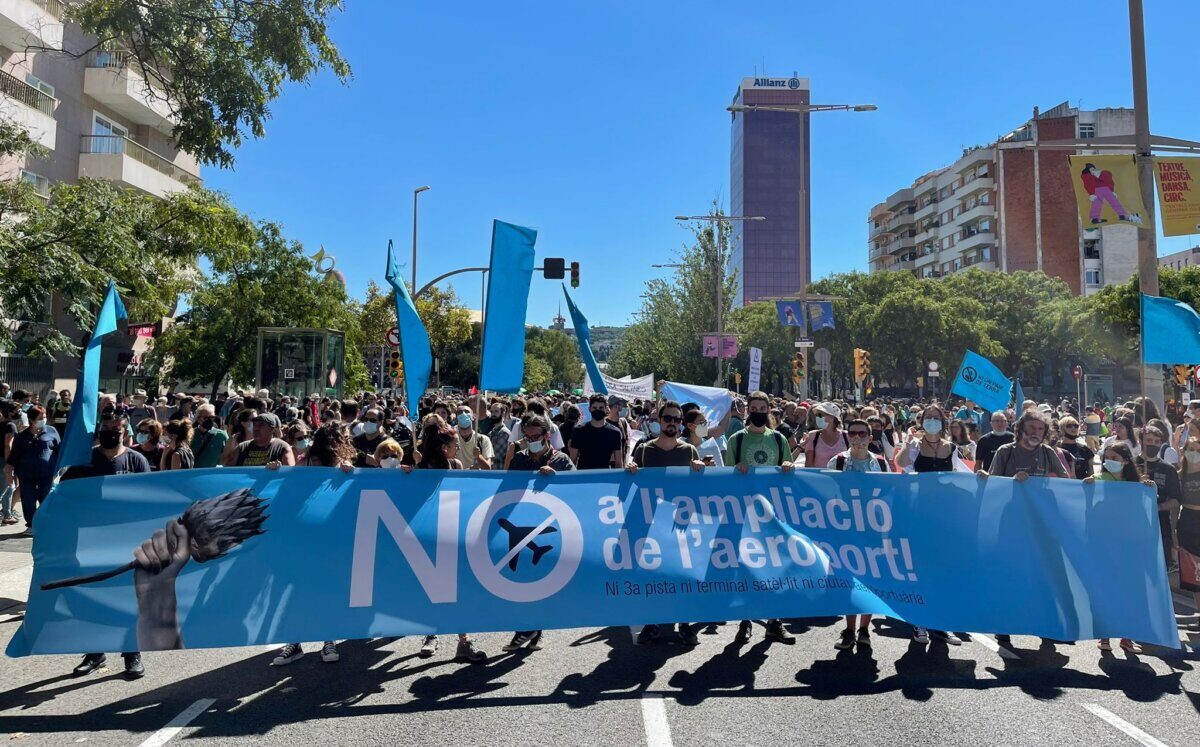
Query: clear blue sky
204 0 1199 331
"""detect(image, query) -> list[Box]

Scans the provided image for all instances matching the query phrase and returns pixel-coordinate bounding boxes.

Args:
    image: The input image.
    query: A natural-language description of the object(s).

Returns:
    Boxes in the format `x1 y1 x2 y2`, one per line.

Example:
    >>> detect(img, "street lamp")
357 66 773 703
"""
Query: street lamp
672 214 765 386
728 100 875 398
412 185 431 290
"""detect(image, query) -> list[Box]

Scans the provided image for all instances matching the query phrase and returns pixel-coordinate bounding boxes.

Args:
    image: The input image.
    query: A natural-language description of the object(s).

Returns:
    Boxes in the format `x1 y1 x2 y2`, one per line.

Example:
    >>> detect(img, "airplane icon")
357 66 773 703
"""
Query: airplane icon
497 518 557 571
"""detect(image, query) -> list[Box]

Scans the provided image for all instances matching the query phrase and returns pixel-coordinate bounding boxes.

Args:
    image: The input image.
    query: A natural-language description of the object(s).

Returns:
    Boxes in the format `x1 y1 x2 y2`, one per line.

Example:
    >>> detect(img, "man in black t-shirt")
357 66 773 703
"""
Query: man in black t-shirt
976 411 1015 472
61 412 150 680
1136 426 1181 569
351 408 387 466
235 413 294 467
569 394 623 469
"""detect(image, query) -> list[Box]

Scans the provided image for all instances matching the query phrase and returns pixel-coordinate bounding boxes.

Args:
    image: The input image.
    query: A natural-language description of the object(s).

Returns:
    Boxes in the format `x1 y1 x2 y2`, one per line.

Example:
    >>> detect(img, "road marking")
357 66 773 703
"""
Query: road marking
970 632 1019 660
1082 703 1169 747
641 694 673 747
136 698 215 747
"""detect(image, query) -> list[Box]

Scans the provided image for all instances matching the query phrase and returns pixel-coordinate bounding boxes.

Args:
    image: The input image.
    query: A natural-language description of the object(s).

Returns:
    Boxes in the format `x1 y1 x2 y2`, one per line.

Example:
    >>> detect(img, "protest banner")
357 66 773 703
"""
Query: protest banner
1153 157 1200 237
660 381 732 430
1067 155 1147 228
583 372 655 400
748 347 763 393
949 351 1012 413
9 466 1176 656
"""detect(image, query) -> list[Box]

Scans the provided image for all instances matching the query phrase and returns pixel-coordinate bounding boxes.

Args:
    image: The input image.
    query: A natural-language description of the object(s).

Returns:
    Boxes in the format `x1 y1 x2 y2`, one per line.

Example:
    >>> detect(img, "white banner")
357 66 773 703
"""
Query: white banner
583 371 656 401
748 347 763 393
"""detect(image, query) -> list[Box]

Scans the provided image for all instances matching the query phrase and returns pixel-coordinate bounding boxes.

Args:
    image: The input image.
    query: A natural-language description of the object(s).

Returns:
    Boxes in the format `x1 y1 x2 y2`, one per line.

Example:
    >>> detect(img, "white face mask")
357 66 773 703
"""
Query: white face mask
32 419 46 431
1104 459 1124 474
923 419 943 435
363 421 379 435
814 417 827 430
380 457 399 469
694 423 709 439
527 439 546 454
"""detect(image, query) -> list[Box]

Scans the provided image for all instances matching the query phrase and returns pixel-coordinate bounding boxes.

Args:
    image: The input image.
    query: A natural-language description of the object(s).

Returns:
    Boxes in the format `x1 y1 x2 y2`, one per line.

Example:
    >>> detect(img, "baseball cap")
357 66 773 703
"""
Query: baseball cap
607 394 627 407
251 413 281 428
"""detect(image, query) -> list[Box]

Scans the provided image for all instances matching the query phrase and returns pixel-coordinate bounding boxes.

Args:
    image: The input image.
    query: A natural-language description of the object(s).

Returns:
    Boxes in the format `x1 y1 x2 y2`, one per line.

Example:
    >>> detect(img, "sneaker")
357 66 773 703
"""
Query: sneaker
1 517 17 526
72 653 105 676
636 624 661 645
527 631 544 651
764 620 795 644
735 620 753 644
835 629 855 650
504 632 534 652
1098 639 1112 651
419 635 439 658
857 628 871 648
123 653 145 679
271 643 304 666
939 631 963 646
455 639 486 663
677 624 699 647
321 641 339 663
912 627 930 644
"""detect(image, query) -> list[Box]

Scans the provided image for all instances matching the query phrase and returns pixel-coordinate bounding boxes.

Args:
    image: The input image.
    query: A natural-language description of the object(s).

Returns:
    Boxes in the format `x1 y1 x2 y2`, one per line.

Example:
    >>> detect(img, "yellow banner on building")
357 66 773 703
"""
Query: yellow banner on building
1068 155 1147 228
1154 157 1200 237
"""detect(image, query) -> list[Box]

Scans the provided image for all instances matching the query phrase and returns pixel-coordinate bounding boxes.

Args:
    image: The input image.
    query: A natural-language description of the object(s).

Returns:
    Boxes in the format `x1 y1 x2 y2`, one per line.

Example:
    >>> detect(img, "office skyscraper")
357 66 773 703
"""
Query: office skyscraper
730 75 811 306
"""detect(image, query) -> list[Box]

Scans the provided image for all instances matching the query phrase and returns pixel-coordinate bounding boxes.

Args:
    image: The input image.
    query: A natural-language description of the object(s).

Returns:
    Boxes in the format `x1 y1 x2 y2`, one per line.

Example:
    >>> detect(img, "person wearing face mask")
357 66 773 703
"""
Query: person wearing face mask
370 440 404 469
189 405 228 469
454 406 493 470
352 408 388 467
131 419 165 472
1055 416 1096 480
682 409 724 467
501 414 576 652
975 412 1015 473
802 402 847 470
284 424 312 464
1094 442 1154 653
725 391 796 645
559 403 581 446
1135 426 1181 571
5 405 60 535
127 389 156 426
568 393 623 470
160 420 194 471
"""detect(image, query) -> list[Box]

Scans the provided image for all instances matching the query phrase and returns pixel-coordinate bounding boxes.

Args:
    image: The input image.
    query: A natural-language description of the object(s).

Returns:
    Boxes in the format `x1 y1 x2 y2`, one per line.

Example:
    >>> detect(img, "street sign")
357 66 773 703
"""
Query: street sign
283 369 295 380
813 347 831 366
927 371 940 378
1072 365 1083 381
928 361 939 372
386 327 400 347
794 339 815 348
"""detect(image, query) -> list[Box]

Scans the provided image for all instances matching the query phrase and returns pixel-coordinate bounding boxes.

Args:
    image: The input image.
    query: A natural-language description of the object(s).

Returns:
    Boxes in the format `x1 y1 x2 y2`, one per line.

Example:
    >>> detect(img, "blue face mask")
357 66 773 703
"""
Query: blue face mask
136 433 150 446
457 413 473 429
295 438 311 451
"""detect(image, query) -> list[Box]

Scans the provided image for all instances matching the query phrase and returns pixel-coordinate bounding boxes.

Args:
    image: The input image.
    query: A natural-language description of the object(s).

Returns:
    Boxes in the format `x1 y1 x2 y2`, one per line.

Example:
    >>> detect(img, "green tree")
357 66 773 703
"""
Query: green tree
523 354 553 393
64 0 351 167
526 328 583 388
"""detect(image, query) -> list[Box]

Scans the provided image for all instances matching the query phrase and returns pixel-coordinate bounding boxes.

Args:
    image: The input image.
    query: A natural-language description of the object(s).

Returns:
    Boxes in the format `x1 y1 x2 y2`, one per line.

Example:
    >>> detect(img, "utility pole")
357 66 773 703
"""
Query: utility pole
1128 0 1162 410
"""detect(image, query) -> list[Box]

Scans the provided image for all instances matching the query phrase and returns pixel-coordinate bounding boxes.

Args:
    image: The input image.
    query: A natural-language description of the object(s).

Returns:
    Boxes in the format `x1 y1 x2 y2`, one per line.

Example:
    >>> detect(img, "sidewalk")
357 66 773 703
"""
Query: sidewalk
0 518 33 617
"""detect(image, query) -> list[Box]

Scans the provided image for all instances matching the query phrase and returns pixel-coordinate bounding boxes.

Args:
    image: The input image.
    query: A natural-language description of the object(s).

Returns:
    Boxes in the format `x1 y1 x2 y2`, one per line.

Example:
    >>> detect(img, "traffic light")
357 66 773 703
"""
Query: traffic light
853 348 872 382
1174 365 1191 387
570 261 580 288
388 350 401 380
792 352 804 385
860 349 871 379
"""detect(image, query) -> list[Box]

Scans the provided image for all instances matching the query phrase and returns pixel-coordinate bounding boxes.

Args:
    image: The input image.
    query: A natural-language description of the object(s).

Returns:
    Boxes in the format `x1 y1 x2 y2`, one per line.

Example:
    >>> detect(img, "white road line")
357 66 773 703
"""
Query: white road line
970 632 1019 660
641 694 673 747
136 698 215 747
1082 703 1170 747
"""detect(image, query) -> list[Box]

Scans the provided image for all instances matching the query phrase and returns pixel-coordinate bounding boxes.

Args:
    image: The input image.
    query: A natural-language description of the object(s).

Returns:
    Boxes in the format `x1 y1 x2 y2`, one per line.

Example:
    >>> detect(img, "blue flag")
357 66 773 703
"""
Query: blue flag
480 220 537 392
1012 377 1026 409
808 301 835 330
1142 293 1200 364
384 240 432 408
949 350 1012 413
562 286 606 395
8 467 1177 655
56 280 127 471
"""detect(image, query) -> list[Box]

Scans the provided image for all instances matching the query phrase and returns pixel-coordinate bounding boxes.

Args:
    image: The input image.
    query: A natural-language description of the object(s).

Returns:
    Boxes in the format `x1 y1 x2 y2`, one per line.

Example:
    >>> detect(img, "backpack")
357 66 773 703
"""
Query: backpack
833 453 891 472
733 430 788 466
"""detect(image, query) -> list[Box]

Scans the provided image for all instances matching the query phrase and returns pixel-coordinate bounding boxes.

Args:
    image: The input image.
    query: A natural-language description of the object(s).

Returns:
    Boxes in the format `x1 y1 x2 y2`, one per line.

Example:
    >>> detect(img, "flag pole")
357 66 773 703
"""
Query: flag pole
1129 0 1160 417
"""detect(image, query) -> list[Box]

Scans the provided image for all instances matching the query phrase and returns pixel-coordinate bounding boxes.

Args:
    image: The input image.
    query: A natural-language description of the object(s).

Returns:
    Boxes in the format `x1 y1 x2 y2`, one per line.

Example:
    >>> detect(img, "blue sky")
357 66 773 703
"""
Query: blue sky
203 0 1199 330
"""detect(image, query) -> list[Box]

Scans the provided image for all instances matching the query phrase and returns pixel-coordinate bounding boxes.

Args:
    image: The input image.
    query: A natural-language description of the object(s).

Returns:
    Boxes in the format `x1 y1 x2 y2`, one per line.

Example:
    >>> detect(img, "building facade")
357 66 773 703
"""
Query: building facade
868 102 1137 296
1 2 201 394
730 75 810 305
1158 246 1200 271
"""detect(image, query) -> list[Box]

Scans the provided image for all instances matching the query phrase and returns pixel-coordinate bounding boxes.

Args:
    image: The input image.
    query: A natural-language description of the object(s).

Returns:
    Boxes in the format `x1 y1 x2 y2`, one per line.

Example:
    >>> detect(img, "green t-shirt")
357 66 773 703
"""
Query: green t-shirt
190 428 229 469
728 428 787 467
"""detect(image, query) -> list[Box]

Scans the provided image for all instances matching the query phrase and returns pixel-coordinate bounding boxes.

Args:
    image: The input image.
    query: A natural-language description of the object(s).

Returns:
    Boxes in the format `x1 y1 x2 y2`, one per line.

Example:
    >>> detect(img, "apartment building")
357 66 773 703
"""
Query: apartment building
1159 246 1200 271
0 0 200 199
1 1 201 394
868 103 1138 296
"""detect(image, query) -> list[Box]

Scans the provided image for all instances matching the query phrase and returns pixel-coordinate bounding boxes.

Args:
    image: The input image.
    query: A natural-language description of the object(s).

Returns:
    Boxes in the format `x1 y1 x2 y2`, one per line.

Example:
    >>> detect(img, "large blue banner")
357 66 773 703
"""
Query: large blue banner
8 467 1176 656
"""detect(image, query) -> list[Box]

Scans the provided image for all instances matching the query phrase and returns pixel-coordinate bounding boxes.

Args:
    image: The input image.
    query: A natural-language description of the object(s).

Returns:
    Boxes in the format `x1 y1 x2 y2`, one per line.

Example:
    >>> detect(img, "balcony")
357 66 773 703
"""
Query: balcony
84 50 177 133
914 198 939 220
0 0 64 51
955 202 996 226
883 187 914 211
957 176 994 197
0 68 56 149
78 135 200 198
956 230 993 254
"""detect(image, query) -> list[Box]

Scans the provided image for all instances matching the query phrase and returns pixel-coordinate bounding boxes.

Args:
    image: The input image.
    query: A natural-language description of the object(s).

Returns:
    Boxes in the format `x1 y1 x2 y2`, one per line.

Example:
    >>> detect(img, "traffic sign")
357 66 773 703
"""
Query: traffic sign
927 371 940 378
386 327 400 347
283 369 295 380
794 339 815 348
928 361 939 372
1072 365 1083 381
813 347 831 366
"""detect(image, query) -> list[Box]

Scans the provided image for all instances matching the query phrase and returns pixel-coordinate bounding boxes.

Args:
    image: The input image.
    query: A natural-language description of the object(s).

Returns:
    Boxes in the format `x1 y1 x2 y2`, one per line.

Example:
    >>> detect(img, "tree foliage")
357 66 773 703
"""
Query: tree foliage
526 328 583 389
65 0 351 166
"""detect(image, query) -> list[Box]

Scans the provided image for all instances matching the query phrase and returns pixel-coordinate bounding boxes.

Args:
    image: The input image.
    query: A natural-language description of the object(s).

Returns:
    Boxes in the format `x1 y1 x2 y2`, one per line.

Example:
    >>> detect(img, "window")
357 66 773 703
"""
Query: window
25 74 54 98
92 112 128 139
1086 269 1101 286
981 247 993 260
1079 123 1096 139
1083 239 1100 259
20 170 49 196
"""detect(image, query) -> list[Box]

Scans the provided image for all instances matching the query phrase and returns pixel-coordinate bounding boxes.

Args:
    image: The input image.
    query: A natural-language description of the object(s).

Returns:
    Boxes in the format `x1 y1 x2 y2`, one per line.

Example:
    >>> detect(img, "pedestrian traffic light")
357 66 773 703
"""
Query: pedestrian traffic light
570 261 580 288
388 350 401 379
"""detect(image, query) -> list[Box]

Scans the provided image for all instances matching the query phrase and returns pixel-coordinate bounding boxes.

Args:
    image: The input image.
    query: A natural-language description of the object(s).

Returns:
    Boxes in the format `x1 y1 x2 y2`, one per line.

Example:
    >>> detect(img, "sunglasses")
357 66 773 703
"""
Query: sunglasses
847 430 871 438
659 415 682 424
365 418 380 423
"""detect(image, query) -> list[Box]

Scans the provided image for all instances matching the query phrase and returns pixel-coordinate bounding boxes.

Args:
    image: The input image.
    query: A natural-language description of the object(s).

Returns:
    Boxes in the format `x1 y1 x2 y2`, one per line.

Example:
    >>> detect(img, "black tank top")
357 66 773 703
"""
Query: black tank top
913 441 954 473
